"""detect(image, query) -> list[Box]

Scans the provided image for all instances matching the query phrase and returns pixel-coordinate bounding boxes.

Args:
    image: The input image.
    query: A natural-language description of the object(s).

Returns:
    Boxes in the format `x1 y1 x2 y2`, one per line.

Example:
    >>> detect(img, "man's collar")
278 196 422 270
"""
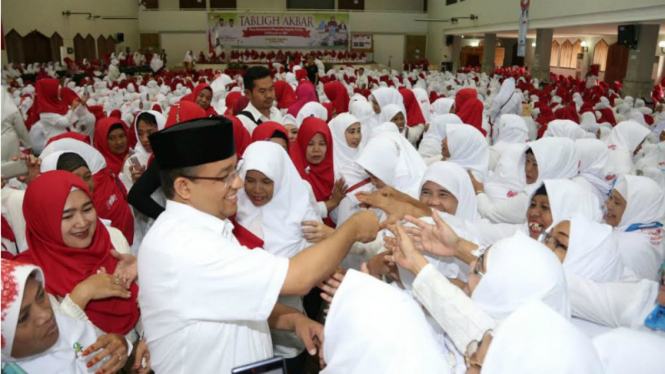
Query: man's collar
165 200 234 237
245 101 272 120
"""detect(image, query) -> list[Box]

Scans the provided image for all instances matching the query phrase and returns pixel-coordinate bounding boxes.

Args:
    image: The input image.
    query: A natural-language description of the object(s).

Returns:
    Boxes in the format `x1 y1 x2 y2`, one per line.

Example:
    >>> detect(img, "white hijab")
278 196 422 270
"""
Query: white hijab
329 113 368 186
321 270 449 374
489 78 521 123
541 179 604 228
40 138 107 174
593 328 665 374
492 114 529 154
543 119 587 139
563 214 624 282
132 110 166 158
483 301 604 374
348 100 374 128
573 138 611 204
604 120 651 176
421 161 479 222
377 103 407 137
472 232 571 320
484 143 529 201
431 98 455 116
356 131 427 198
445 124 490 182
529 137 581 184
418 114 462 158
296 102 328 127
615 174 665 232
237 142 320 258
411 87 431 122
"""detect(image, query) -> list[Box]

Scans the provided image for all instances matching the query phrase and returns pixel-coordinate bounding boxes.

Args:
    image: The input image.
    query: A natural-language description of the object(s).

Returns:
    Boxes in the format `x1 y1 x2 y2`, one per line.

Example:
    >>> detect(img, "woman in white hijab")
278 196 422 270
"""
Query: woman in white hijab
0 260 133 374
369 87 403 122
543 119 587 139
321 270 449 374
348 100 374 128
489 114 529 170
443 124 490 183
594 327 665 374
237 142 320 361
412 87 432 122
356 131 427 199
328 113 368 186
377 103 407 138
572 138 611 205
488 78 522 133
604 120 651 178
418 114 463 162
431 98 455 117
604 174 665 281
475 137 580 224
295 102 328 127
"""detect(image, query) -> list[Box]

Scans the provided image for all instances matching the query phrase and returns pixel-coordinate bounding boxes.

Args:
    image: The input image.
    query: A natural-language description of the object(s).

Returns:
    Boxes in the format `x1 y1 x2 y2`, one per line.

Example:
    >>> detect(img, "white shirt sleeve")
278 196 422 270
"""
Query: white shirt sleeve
237 114 258 135
436 211 523 247
475 191 529 224
39 110 79 130
1 187 28 253
412 264 497 353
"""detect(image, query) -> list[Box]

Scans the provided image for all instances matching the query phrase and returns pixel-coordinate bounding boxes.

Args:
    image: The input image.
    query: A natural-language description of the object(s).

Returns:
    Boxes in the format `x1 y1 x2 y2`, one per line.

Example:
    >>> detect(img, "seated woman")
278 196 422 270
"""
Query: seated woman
181 83 217 116
604 175 665 281
251 121 290 152
572 138 612 205
94 117 129 176
418 113 462 163
0 259 145 374
604 120 651 179
377 104 407 138
442 124 490 183
398 87 427 145
237 142 321 370
14 171 149 370
489 114 529 171
29 79 87 147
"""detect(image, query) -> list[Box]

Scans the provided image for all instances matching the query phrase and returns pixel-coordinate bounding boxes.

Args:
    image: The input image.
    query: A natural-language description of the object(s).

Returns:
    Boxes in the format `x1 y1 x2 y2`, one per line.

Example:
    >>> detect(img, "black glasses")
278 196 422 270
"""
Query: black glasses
182 160 243 188
543 233 568 251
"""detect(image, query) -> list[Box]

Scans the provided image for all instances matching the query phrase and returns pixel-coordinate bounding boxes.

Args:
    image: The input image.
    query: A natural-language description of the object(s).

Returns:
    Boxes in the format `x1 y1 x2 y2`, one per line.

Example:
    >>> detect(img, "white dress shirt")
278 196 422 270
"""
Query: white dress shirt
237 101 283 135
138 201 289 374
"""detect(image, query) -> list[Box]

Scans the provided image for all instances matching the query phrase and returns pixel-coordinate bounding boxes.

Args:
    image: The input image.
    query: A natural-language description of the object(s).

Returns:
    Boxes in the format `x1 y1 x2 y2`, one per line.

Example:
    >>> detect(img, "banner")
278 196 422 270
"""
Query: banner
351 33 372 51
208 12 350 50
517 0 529 57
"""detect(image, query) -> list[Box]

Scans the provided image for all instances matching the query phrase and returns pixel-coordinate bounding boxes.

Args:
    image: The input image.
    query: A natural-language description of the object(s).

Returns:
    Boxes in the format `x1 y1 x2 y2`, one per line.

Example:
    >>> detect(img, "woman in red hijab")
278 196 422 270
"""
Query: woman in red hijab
181 83 217 116
554 105 580 124
289 117 347 229
16 171 140 336
597 107 617 127
94 118 129 175
323 81 350 115
287 82 319 117
455 88 486 136
45 131 91 146
536 106 556 138
274 80 298 110
26 79 79 137
251 121 290 152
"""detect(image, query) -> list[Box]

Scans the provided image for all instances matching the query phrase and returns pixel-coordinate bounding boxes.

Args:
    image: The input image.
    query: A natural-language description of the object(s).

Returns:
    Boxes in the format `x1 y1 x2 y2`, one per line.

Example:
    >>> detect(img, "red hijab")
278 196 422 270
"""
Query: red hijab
274 80 298 110
536 106 556 138
455 88 477 113
165 101 207 128
554 105 580 124
251 121 290 152
287 82 319 117
456 95 486 136
46 131 91 146
225 114 251 158
399 88 426 127
289 117 334 201
25 79 68 128
109 109 122 119
323 81 350 115
597 107 617 126
182 83 217 116
94 118 129 175
16 171 140 334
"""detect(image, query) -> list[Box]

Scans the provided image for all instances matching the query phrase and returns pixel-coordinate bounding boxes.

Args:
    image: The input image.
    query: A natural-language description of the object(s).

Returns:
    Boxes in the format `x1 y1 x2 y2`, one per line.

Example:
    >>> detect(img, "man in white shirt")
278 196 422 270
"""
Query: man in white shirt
357 67 368 90
138 117 380 374
237 66 283 135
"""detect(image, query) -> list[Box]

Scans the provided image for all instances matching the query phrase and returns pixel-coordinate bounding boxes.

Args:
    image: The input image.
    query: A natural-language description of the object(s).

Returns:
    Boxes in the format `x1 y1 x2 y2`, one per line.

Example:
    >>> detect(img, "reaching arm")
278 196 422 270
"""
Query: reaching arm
282 210 379 296
127 160 165 219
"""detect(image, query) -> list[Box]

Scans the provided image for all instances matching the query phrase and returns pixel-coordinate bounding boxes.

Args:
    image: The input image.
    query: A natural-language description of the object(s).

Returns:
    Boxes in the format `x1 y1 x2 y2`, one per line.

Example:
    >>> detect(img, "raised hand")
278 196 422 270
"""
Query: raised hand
385 221 429 276
302 220 334 243
403 212 459 258
111 250 138 289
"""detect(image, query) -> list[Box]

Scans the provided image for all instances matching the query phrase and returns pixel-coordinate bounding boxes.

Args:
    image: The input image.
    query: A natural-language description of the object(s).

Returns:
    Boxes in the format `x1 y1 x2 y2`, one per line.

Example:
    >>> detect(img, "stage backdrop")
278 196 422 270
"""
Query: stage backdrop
208 12 350 50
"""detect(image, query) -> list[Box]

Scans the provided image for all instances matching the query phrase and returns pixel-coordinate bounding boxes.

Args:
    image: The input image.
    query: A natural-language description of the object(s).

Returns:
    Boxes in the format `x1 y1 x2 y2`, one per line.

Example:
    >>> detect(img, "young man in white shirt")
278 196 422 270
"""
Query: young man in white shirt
138 117 380 373
237 66 283 135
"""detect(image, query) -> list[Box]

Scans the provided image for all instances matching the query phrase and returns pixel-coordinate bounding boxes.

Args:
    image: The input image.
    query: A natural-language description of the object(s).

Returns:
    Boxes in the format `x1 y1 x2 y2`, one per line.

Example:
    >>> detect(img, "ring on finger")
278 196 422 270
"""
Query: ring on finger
114 277 121 285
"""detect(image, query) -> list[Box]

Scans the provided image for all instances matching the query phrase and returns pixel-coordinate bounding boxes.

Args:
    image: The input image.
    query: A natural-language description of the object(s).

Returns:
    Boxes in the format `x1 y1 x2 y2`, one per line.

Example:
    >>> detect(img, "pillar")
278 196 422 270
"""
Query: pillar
531 28 553 84
451 35 462 72
623 24 661 99
482 33 496 74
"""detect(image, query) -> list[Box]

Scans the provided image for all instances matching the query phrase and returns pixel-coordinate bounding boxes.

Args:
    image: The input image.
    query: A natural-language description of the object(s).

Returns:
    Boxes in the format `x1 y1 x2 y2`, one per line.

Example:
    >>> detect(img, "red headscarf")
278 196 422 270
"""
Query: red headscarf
454 88 477 113
287 82 319 117
398 88 426 127
224 115 251 158
46 131 91 146
323 81 350 115
182 83 217 116
289 117 334 201
456 97 486 136
25 79 69 129
16 171 140 334
274 80 298 110
109 109 122 119
251 121 290 152
233 97 250 115
597 107 617 127
94 118 129 175
223 92 242 115
322 102 334 122
536 106 556 138
554 105 580 124
165 101 207 128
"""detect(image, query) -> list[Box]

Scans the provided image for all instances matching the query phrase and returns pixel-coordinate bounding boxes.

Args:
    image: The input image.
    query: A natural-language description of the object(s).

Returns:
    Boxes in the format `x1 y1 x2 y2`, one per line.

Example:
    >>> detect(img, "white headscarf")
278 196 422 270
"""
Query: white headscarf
615 174 665 232
492 114 529 154
0 260 104 373
411 87 431 122
377 103 407 137
431 98 455 116
541 179 604 227
418 114 462 158
321 270 449 374
543 119 587 139
295 102 328 127
572 138 611 204
472 232 571 320
356 131 427 198
348 100 374 127
445 124 490 182
237 142 320 258
483 301 603 374
40 138 106 174
593 328 665 374
484 143 529 200
420 161 479 222
563 214 624 282
132 110 166 158
529 137 581 184
604 120 651 176
489 78 521 123
329 113 368 185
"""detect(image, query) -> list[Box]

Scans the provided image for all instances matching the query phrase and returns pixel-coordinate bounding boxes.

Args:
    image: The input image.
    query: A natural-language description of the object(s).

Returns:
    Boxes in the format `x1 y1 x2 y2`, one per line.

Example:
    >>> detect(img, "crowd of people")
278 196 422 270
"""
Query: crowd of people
1 54 665 374
194 49 369 65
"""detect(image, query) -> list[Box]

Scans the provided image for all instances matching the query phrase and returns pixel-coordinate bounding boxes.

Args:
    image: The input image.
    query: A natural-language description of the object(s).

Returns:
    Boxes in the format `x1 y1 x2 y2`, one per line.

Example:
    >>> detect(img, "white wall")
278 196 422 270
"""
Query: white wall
365 0 423 12
2 0 140 59
373 35 405 70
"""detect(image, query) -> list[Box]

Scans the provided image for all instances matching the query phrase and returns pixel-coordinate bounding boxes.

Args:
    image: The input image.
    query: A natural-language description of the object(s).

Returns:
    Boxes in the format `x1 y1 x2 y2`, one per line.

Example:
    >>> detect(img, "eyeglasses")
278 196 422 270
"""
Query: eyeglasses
182 159 243 188
473 247 489 279
543 233 568 251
